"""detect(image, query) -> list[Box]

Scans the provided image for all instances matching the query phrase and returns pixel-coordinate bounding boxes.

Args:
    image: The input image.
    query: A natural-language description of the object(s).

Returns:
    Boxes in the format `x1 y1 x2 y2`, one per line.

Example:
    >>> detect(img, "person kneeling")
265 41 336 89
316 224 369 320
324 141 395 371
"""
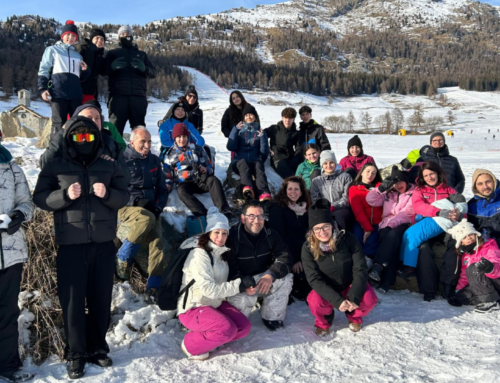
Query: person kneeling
302 199 378 336
178 208 253 360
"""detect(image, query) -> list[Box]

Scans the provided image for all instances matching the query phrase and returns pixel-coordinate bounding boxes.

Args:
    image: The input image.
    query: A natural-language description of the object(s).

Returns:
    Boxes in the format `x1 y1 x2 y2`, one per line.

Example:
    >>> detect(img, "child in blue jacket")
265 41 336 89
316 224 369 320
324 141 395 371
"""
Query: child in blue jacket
159 101 205 149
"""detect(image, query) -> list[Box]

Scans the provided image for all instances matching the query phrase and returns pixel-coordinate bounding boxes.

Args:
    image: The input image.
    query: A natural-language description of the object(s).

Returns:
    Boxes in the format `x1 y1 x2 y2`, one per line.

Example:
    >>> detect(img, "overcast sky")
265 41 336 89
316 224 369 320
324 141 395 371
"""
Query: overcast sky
1 0 499 25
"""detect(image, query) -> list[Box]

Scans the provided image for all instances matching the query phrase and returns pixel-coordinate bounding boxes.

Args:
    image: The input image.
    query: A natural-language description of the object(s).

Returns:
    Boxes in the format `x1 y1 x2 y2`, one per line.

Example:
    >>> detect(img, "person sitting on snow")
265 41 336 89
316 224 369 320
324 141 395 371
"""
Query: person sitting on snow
116 127 169 299
339 135 376 179
159 101 205 151
296 106 331 153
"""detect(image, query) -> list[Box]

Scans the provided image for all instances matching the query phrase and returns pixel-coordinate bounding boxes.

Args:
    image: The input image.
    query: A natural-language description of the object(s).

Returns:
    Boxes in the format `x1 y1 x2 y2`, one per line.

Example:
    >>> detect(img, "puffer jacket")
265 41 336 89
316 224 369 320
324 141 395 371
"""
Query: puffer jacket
310 170 352 209
297 120 331 152
296 160 321 189
227 123 269 164
177 236 242 315
339 154 376 174
417 145 465 193
162 143 212 187
366 185 416 229
33 118 130 246
348 183 383 232
37 41 91 100
412 183 457 217
264 121 300 162
162 97 204 135
456 238 500 291
0 147 35 270
158 117 205 149
78 38 106 97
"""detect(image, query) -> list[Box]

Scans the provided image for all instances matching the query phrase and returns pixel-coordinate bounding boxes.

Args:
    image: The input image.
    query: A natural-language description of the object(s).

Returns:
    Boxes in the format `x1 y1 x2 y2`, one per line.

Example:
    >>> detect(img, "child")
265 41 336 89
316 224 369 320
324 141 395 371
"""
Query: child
226 104 272 202
159 101 205 150
295 144 321 189
38 20 90 139
163 123 231 218
297 106 331 152
448 220 500 313
339 135 375 178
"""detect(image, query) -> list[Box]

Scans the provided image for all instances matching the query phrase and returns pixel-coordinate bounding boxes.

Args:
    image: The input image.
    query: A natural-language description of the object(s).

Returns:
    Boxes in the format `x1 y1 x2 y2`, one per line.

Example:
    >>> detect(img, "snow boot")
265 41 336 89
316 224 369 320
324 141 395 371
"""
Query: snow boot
423 293 435 302
259 193 272 202
349 322 362 332
315 326 330 337
397 265 416 279
87 353 113 368
369 264 383 282
181 339 209 361
474 301 500 314
442 284 462 307
67 358 86 380
262 319 284 331
116 240 141 280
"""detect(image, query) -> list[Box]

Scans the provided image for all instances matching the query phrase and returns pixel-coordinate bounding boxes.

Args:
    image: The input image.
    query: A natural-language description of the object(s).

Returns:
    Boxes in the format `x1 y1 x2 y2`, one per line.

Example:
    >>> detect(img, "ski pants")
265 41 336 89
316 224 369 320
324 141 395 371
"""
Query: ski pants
51 98 81 139
232 159 270 196
177 176 229 217
108 95 148 136
353 222 380 257
456 266 500 305
400 218 443 267
271 156 301 179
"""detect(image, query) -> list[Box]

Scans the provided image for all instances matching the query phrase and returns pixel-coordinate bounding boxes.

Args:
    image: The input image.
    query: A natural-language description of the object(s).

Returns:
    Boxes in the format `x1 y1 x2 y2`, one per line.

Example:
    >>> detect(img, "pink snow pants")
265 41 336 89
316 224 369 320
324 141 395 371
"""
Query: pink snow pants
307 283 378 329
178 301 251 356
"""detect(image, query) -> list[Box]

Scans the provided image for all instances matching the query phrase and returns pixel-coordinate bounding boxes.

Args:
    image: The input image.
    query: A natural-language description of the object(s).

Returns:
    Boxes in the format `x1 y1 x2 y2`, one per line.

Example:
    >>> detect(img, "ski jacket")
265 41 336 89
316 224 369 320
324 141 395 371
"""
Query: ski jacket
38 41 91 100
264 121 300 162
124 144 168 211
177 236 242 315
457 238 500 291
348 183 383 232
301 231 368 307
310 170 352 209
162 143 212 187
78 38 106 97
158 117 205 149
366 185 416 229
339 154 376 174
221 105 260 138
297 120 331 152
227 123 269 164
296 160 321 189
412 183 457 218
162 98 204 135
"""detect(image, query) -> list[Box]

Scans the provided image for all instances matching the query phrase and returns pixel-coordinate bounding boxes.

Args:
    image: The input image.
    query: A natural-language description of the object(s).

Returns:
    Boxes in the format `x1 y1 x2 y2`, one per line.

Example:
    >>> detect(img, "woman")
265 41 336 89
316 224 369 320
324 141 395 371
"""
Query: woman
339 135 375 178
177 207 255 360
268 176 312 300
221 91 260 138
349 163 383 259
295 143 322 189
366 166 416 292
301 199 378 336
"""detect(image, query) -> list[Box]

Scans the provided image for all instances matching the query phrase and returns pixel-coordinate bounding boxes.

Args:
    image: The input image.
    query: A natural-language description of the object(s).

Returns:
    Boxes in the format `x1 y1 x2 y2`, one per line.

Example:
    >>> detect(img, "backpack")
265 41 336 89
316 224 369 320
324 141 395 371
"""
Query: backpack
186 215 207 237
157 247 213 311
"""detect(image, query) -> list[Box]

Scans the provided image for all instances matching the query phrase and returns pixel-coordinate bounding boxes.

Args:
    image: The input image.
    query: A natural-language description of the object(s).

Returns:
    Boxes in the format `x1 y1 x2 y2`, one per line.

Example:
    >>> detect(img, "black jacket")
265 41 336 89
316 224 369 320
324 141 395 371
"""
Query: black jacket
264 121 300 162
417 145 465 193
78 38 106 97
162 97 204 134
297 120 331 153
124 144 168 211
105 44 157 97
221 106 260 138
267 203 309 264
33 119 130 246
301 231 368 307
227 224 293 280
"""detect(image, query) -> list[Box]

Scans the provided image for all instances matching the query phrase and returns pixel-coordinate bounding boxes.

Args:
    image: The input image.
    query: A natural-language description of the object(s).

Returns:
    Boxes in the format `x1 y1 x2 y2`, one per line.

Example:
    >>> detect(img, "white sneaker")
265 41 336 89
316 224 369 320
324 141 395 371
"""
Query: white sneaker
474 301 500 314
181 340 209 361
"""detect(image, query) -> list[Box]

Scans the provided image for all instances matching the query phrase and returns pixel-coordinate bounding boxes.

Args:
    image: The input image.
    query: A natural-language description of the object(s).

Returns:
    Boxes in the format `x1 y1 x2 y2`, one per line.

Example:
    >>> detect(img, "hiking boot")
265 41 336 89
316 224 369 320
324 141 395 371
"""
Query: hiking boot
0 370 34 383
348 322 362 332
242 186 254 201
397 265 416 279
67 358 86 380
262 319 284 331
116 258 131 280
315 326 330 337
259 193 272 202
369 264 383 282
88 353 113 368
474 301 500 314
423 293 435 302
181 340 209 361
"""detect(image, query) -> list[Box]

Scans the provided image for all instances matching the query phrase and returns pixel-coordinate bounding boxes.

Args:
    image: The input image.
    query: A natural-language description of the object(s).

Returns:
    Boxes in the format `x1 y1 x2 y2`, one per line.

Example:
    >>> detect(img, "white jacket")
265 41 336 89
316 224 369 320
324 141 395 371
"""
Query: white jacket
0 162 34 269
177 236 242 315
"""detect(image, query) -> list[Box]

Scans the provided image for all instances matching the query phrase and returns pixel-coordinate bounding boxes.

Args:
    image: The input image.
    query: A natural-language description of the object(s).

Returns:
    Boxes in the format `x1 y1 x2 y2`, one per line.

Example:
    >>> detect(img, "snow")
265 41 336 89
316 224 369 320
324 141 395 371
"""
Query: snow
2 71 500 381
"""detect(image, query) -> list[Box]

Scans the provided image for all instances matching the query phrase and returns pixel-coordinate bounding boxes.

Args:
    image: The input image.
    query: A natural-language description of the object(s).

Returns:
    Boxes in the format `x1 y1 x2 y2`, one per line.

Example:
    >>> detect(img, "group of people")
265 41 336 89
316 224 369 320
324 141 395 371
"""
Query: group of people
0 24 499 383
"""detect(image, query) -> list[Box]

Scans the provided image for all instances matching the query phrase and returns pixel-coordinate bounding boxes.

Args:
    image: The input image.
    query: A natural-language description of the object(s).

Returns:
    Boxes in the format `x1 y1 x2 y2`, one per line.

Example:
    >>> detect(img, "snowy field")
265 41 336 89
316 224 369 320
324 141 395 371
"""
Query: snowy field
2 68 500 382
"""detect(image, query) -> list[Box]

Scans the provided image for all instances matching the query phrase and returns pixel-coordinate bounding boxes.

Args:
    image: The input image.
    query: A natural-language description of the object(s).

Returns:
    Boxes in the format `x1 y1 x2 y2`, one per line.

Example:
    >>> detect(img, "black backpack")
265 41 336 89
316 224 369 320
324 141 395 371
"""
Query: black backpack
157 247 213 311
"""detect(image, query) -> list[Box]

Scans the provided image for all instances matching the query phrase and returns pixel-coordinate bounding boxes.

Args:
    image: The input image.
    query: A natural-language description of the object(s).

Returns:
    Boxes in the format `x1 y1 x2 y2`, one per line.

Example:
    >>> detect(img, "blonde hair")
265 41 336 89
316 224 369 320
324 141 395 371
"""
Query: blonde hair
306 230 337 261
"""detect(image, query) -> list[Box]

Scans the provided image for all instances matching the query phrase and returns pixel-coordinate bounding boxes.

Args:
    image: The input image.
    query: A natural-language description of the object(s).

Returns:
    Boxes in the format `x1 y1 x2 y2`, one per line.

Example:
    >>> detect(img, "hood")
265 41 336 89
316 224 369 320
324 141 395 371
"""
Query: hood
125 143 150 160
472 168 498 198
62 116 103 161
0 145 13 164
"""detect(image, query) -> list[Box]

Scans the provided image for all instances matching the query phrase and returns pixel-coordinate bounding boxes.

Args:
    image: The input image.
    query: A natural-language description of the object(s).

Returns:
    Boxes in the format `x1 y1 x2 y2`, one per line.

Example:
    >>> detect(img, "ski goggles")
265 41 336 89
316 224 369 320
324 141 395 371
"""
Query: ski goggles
72 133 95 143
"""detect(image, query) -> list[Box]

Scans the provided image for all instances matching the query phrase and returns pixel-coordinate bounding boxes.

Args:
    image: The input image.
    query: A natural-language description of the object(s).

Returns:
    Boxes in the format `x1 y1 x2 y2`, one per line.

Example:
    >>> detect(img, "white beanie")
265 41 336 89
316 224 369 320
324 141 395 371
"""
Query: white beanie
447 219 481 248
118 25 133 36
320 150 337 167
205 207 229 233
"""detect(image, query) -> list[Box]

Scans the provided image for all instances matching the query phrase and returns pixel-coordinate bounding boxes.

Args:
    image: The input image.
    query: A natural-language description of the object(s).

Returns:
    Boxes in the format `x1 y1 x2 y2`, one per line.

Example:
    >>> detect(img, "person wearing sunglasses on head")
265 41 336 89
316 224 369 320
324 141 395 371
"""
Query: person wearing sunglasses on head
33 116 130 380
225 200 294 331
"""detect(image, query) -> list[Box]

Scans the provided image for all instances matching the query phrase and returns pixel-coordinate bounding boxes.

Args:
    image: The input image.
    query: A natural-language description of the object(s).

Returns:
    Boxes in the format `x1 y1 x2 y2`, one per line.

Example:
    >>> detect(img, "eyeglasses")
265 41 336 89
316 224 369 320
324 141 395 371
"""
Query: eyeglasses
72 133 95 143
431 139 444 143
245 214 267 221
313 224 332 234
187 93 197 99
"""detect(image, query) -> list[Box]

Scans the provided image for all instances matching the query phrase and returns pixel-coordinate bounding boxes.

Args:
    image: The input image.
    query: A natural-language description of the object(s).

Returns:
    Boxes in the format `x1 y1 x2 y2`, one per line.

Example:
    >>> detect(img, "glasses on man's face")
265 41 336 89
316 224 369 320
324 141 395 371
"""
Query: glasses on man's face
431 139 444 143
187 94 197 99
245 214 267 221
313 224 332 234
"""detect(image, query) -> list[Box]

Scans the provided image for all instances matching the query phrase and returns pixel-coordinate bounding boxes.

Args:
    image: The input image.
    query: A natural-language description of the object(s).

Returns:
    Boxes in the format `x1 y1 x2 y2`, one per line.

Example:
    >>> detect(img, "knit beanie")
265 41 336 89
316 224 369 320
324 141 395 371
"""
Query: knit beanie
320 150 337 167
172 123 189 140
430 132 445 144
447 219 481 248
309 198 335 230
242 104 258 119
206 207 230 233
118 25 133 36
172 101 187 115
61 20 79 41
89 28 106 42
390 165 409 184
347 135 363 150
185 85 198 98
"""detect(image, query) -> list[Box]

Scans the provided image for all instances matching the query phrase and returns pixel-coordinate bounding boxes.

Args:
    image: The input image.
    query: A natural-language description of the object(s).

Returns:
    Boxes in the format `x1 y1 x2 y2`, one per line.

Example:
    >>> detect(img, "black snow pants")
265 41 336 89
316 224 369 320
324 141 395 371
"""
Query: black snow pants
232 159 270 197
176 176 229 217
51 98 82 140
456 267 500 305
108 95 148 136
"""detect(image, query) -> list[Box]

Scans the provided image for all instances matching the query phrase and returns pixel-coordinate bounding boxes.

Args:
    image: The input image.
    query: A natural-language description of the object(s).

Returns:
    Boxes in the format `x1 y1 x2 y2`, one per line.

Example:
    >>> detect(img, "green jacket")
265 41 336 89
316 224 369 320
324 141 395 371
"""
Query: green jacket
104 121 126 151
296 160 321 189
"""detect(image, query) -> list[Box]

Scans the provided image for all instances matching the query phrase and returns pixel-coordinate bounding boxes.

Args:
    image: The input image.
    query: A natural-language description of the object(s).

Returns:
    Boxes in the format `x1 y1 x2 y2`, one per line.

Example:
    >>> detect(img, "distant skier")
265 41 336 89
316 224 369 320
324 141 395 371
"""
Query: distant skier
471 129 473 134
485 136 487 140
494 135 496 140
489 129 491 133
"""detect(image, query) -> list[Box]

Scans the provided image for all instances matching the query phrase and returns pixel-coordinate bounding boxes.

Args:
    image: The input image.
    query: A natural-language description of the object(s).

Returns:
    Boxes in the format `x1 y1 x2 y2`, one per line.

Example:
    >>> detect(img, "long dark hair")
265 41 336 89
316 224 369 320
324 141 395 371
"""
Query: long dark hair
228 91 248 126
274 176 311 209
352 163 382 186
416 161 447 188
197 232 230 262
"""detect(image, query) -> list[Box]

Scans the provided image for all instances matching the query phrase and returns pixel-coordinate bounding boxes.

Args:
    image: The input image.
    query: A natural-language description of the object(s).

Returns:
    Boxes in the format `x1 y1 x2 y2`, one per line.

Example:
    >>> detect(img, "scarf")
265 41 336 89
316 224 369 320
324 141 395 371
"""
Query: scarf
318 224 340 253
288 201 307 216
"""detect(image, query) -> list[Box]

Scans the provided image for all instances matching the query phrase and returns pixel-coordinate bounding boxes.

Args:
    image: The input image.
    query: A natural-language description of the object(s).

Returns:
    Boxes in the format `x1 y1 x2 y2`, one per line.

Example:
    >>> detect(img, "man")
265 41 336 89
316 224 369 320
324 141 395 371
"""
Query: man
264 107 301 179
33 117 130 379
78 28 107 102
227 200 294 331
116 127 169 298
297 105 331 153
467 169 500 246
105 25 157 136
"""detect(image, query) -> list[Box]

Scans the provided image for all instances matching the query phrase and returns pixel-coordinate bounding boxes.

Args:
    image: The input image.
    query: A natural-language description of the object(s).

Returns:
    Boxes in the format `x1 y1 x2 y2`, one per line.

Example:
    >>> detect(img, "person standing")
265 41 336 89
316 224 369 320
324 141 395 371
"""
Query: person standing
78 28 107 102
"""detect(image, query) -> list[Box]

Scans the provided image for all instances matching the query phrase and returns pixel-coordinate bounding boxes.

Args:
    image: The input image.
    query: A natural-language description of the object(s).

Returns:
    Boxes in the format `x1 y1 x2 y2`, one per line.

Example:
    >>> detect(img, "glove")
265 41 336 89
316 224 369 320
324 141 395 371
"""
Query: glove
437 209 452 219
154 207 163 221
378 177 396 193
131 58 146 73
475 257 495 274
111 57 127 71
7 210 25 235
239 275 256 292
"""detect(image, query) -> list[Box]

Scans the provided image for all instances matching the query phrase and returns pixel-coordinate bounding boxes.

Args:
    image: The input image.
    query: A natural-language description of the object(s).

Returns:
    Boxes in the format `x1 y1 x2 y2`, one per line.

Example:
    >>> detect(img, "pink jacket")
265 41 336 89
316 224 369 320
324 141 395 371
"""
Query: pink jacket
339 154 375 174
457 238 500 291
412 184 456 217
366 184 416 229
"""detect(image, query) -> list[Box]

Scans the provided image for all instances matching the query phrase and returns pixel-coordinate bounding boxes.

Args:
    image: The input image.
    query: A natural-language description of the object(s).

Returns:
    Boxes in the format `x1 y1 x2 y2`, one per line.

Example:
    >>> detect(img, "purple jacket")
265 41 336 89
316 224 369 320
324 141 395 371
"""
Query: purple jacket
366 184 416 229
339 154 375 174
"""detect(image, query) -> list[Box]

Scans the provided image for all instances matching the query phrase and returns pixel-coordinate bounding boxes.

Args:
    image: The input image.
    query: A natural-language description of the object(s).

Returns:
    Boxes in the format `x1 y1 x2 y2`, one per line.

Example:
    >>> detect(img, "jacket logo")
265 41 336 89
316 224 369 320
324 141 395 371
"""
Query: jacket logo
423 195 430 199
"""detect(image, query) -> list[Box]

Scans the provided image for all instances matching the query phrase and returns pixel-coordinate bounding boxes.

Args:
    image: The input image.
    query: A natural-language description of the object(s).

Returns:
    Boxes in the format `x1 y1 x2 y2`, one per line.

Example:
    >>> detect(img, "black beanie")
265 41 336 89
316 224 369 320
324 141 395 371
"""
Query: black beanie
89 28 106 42
430 132 445 144
185 85 198 98
242 104 258 119
308 198 335 230
347 135 363 151
390 165 409 184
61 20 79 41
172 101 187 115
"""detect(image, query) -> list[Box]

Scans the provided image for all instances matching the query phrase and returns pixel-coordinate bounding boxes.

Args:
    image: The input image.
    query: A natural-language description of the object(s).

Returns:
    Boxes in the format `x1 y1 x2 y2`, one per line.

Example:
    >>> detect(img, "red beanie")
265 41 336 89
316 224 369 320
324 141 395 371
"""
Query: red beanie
172 123 189 140
61 20 79 41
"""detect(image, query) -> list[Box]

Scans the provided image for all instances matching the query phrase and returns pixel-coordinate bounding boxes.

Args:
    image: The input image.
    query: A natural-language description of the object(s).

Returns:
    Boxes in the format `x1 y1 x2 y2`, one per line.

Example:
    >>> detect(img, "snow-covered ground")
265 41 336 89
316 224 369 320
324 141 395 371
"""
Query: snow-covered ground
2 69 500 382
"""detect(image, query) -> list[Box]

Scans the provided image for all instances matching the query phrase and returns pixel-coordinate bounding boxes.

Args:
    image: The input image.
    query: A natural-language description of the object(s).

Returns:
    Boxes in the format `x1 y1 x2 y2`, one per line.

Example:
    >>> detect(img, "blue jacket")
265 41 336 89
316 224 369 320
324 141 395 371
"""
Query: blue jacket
158 117 205 149
37 41 91 100
468 179 500 242
227 123 269 164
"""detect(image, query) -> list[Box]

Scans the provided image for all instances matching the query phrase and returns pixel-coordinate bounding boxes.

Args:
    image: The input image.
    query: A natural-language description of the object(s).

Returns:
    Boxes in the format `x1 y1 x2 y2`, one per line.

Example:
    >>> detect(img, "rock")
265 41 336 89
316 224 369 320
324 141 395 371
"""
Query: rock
36 118 52 149
0 112 37 139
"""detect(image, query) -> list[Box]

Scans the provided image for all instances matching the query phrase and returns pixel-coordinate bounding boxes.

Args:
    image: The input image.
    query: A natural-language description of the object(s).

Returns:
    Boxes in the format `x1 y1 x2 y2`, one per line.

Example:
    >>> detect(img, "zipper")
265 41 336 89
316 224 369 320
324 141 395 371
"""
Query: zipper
370 207 374 224
83 164 92 243
67 47 71 74
0 233 4 269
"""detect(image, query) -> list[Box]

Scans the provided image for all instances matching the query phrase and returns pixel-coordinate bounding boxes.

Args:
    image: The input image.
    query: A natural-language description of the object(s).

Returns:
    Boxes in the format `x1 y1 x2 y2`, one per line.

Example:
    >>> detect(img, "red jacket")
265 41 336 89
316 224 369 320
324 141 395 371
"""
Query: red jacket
339 154 375 174
349 183 383 232
412 183 456 217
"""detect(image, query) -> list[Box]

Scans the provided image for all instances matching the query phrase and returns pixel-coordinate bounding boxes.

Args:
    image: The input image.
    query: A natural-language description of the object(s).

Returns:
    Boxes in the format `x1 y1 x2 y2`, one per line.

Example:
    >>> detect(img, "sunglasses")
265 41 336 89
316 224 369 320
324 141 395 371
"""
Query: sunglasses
72 133 95 143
